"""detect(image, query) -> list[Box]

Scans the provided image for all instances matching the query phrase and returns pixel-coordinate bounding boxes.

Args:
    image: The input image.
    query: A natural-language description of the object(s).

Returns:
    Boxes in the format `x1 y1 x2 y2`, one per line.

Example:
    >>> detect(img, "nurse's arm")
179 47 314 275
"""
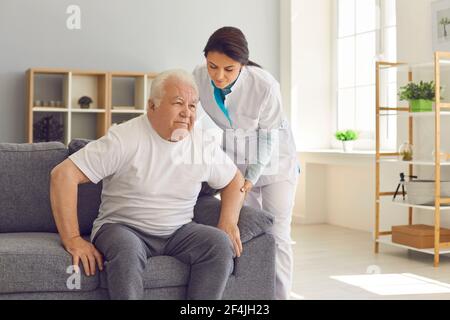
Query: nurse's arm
218 169 246 257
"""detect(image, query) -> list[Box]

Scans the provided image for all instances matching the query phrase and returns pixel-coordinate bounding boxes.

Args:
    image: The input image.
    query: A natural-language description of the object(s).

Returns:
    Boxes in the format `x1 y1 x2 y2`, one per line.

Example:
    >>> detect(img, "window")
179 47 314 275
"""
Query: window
336 0 397 149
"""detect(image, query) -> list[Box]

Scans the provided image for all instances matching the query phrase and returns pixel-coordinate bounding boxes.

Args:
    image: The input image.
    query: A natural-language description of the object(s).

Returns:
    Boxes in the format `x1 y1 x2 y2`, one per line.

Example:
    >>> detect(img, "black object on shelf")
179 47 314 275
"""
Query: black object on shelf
78 96 93 109
33 115 64 142
393 172 418 200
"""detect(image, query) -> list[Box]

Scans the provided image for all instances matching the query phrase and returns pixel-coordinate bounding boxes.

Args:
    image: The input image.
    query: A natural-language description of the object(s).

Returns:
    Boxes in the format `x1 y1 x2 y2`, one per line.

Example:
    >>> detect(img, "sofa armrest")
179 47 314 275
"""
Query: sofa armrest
222 233 276 299
193 195 273 243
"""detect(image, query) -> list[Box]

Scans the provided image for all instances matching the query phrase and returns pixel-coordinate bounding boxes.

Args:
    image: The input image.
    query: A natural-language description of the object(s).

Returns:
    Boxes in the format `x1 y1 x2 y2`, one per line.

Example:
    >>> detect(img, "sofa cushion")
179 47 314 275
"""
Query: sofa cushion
68 138 93 155
199 181 220 197
0 142 67 233
0 233 99 293
193 195 274 243
0 232 190 294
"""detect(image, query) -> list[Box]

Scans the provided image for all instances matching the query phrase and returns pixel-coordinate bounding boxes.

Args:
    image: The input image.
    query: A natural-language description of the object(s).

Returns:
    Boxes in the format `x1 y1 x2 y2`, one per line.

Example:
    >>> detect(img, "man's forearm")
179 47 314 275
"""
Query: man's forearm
50 170 82 244
219 170 246 225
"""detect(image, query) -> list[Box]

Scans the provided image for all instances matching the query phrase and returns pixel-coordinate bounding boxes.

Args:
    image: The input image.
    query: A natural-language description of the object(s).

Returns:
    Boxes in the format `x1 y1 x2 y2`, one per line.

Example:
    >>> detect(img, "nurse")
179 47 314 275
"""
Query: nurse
193 26 300 300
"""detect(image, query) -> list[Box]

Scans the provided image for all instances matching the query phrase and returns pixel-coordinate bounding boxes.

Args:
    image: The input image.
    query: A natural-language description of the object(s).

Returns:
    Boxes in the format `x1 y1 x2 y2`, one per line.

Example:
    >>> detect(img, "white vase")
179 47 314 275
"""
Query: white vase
342 140 354 152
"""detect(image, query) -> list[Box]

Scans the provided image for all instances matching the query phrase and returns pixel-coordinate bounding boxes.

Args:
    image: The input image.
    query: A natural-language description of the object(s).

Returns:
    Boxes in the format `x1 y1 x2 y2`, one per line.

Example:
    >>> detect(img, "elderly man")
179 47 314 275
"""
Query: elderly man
50 69 245 300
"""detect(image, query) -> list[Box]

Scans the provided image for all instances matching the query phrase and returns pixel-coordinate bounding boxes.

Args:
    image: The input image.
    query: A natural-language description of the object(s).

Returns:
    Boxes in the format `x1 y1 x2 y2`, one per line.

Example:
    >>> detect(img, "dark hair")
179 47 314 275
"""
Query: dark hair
203 26 261 68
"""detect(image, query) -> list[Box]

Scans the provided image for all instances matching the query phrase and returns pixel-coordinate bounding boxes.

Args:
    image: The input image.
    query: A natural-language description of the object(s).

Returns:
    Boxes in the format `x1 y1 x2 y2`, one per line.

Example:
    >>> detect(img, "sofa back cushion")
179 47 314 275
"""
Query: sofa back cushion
0 142 68 233
69 139 103 235
0 141 102 235
194 195 274 243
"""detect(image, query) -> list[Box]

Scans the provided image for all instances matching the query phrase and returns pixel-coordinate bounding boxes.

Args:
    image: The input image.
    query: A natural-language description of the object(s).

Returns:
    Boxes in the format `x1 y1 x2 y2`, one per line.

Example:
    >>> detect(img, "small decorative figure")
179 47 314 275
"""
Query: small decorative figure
78 96 93 109
33 115 64 142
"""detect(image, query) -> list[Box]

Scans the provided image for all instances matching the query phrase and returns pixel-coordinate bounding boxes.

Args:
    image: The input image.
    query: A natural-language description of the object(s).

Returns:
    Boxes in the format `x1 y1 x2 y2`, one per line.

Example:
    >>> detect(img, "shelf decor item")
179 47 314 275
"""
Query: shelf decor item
78 96 93 109
33 115 64 143
432 0 450 52
392 225 450 249
335 130 358 152
399 141 413 161
398 80 436 112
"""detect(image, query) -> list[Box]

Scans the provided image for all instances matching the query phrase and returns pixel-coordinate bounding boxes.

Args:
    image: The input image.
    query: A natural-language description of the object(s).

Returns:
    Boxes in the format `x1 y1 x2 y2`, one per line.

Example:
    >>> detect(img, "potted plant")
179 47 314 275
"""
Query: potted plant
78 96 93 109
398 80 436 112
335 130 359 152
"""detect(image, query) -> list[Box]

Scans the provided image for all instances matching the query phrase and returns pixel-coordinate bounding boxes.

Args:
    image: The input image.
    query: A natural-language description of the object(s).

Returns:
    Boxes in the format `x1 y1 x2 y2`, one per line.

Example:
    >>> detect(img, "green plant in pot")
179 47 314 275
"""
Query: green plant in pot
398 80 436 112
335 130 359 152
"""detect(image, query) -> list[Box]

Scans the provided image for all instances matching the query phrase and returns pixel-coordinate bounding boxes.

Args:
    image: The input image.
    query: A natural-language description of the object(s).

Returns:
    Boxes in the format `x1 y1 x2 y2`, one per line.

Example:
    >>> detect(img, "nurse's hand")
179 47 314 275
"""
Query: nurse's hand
240 180 253 194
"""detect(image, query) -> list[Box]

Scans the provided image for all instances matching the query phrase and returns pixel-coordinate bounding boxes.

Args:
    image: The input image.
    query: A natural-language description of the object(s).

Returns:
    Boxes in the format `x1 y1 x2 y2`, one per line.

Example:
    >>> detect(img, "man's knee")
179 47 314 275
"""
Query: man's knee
206 228 234 259
95 224 147 269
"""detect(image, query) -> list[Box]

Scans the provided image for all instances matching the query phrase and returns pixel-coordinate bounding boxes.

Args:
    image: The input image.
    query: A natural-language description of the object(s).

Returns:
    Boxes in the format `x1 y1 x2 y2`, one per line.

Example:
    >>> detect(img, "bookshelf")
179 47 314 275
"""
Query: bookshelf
27 68 158 144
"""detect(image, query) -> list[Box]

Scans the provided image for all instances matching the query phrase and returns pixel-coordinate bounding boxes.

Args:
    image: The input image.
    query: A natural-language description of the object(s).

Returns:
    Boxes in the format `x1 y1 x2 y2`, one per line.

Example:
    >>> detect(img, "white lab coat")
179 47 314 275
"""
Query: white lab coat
193 64 299 187
194 64 300 299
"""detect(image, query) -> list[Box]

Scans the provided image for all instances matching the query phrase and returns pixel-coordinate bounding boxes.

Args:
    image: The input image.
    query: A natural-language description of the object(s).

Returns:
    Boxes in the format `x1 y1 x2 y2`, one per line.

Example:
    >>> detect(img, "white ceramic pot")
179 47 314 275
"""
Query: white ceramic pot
342 140 354 152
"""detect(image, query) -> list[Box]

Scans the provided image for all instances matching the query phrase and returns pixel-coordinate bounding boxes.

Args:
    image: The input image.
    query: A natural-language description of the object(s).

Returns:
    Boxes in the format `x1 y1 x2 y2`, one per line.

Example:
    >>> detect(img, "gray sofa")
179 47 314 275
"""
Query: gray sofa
0 140 276 300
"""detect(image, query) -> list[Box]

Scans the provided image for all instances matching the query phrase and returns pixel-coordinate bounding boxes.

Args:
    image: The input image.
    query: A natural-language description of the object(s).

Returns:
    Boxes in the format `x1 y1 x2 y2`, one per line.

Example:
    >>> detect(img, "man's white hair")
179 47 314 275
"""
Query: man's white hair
149 69 199 108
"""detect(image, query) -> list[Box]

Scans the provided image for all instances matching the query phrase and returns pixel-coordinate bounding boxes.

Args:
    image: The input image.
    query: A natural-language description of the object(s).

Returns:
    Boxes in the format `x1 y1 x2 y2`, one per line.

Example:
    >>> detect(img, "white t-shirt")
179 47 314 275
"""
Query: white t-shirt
69 115 237 241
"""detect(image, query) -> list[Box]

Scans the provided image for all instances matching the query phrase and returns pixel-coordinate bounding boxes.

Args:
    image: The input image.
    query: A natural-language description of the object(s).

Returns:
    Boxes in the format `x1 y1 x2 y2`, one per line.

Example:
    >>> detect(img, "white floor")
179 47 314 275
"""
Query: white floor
290 224 450 300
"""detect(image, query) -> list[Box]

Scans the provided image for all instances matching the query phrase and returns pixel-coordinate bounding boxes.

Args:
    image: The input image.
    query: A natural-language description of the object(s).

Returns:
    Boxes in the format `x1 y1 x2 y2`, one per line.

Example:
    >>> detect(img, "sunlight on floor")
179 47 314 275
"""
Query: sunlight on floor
290 291 304 300
330 273 450 296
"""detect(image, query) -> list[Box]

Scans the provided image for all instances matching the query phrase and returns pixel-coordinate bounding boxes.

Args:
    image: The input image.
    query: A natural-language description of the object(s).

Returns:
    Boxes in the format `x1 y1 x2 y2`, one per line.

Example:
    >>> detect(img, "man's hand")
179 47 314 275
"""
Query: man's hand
50 159 101 276
63 236 104 276
240 180 253 194
217 221 243 257
219 170 245 257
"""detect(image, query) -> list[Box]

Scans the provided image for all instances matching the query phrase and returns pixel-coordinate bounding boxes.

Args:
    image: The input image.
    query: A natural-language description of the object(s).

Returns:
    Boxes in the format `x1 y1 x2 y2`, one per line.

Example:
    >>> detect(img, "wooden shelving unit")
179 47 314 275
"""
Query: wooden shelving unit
110 72 146 127
375 52 450 267
26 68 158 144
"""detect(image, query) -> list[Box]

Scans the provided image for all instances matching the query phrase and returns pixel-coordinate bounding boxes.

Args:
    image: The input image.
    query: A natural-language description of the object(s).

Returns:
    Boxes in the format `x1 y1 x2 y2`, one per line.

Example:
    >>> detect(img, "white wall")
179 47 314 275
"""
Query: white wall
280 0 292 121
293 151 407 232
291 0 333 151
0 0 280 143
396 0 433 64
293 0 450 232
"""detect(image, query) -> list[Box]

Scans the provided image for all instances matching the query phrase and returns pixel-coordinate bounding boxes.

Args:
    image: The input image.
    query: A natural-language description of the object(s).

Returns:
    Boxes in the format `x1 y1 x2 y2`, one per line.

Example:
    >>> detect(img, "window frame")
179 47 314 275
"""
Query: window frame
333 0 397 151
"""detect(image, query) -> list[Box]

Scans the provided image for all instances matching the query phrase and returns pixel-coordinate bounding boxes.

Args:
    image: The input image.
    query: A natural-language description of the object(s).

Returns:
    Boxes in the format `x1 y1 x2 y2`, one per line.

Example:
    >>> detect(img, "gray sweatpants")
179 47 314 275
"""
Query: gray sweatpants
93 221 235 300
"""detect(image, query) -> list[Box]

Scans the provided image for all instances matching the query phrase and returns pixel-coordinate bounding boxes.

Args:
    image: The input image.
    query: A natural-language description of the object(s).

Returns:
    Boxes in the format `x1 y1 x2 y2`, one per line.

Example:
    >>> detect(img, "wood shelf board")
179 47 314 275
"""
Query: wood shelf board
71 108 106 113
376 236 450 255
378 60 450 70
379 111 450 117
378 158 450 166
378 198 450 211
111 110 145 114
71 71 108 76
33 107 68 112
377 61 407 69
111 72 146 77
29 68 70 75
